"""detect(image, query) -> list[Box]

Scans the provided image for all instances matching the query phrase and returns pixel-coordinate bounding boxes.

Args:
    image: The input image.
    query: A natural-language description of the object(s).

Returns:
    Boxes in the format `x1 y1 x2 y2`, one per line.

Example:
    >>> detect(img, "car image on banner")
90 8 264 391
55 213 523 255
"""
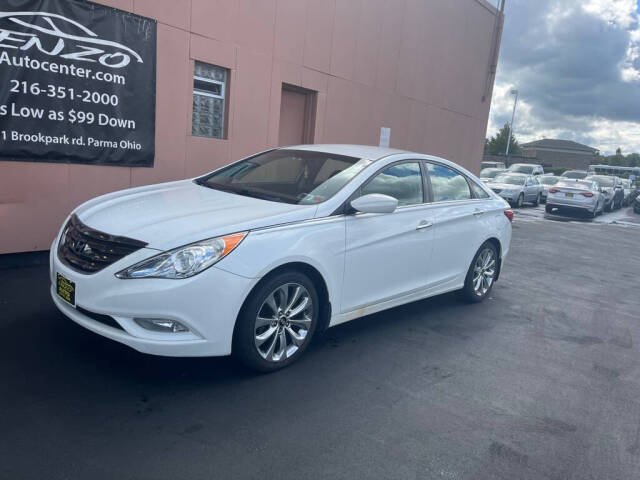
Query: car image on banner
0 0 156 166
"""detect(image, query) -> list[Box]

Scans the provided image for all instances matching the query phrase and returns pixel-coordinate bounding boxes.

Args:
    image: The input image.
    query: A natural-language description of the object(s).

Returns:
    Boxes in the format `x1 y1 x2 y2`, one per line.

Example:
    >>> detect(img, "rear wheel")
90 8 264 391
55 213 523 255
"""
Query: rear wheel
233 271 319 372
516 193 524 208
545 204 553 214
533 192 541 206
460 242 498 303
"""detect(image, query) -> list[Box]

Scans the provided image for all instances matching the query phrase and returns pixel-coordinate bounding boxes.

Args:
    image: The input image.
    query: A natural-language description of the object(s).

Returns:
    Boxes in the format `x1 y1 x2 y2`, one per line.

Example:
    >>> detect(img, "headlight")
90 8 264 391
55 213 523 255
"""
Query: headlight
116 232 247 279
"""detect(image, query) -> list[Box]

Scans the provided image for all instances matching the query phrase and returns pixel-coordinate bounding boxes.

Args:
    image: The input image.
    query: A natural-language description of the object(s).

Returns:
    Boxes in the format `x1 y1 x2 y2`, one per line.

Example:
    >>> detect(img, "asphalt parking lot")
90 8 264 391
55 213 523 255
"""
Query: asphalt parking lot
1 208 639 480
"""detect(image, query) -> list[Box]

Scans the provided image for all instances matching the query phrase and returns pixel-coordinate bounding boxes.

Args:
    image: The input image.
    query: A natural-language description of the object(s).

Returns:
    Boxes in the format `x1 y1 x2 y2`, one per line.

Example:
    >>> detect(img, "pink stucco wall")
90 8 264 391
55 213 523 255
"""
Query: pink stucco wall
0 0 501 254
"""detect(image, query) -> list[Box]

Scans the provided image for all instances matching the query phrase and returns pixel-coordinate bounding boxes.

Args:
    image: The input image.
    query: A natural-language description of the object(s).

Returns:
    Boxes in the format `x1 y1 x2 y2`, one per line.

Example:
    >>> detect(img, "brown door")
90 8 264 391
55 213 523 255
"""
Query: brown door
278 84 316 146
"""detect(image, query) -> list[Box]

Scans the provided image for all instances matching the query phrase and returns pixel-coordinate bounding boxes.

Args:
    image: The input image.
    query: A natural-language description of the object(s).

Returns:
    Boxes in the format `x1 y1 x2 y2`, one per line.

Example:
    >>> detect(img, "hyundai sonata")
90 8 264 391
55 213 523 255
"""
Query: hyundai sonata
51 145 512 371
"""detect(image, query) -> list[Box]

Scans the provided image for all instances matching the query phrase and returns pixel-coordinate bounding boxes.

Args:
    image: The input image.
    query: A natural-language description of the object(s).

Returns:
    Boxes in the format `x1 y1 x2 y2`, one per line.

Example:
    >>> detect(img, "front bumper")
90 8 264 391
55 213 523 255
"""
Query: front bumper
50 242 257 357
494 191 520 202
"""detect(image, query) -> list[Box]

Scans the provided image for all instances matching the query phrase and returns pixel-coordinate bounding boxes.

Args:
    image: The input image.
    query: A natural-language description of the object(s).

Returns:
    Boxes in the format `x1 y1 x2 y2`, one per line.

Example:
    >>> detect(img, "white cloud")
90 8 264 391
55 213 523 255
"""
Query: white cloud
583 0 638 29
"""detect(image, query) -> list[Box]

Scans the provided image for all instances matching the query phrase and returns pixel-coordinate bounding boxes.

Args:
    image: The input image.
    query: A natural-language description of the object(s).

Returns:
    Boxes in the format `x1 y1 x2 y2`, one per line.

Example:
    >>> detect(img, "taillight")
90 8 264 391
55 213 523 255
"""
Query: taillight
548 188 559 194
504 209 514 222
581 192 594 197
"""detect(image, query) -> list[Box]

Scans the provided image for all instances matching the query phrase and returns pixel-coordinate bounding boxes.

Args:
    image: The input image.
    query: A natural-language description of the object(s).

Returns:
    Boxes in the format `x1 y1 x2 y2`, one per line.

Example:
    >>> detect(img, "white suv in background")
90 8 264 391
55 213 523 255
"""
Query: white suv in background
507 163 545 175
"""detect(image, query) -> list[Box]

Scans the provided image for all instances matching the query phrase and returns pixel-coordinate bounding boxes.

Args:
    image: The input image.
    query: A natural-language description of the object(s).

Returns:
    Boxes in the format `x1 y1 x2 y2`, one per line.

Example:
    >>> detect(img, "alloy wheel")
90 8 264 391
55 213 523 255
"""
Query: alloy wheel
473 248 495 297
254 283 313 362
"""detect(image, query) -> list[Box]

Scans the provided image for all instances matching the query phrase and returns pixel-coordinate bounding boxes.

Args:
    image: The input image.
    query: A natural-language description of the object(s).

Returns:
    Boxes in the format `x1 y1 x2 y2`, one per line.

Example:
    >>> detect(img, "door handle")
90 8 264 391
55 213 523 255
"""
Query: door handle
473 209 486 216
416 220 433 230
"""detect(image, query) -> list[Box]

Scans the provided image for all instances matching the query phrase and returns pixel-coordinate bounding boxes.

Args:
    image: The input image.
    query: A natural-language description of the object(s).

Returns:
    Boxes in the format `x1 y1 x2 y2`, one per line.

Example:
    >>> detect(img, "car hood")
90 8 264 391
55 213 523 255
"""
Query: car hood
74 180 318 250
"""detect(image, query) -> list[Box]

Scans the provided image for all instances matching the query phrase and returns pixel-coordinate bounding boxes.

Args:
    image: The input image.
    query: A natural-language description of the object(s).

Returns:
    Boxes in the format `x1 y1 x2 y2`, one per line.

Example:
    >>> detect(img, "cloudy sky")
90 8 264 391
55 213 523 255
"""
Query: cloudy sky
487 0 640 155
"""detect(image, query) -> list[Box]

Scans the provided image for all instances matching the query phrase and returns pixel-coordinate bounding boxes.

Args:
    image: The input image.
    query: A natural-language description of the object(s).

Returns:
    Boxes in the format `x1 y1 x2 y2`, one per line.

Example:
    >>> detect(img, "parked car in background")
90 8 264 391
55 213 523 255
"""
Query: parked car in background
481 161 506 170
545 180 604 218
585 175 623 211
561 170 591 180
490 173 543 207
631 182 640 204
620 179 633 206
480 168 504 183
507 163 545 175
634 193 640 214
49 145 513 371
538 175 560 203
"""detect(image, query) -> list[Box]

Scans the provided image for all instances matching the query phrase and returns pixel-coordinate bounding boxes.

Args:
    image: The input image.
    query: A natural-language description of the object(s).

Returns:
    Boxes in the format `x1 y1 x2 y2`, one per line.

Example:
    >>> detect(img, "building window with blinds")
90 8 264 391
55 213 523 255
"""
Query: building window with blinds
192 61 229 139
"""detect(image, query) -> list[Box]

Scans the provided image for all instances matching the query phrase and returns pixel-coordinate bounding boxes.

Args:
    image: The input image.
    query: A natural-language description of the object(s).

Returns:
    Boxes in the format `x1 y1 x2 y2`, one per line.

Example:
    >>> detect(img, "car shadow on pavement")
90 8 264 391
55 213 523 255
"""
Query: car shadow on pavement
543 212 596 223
45 288 487 385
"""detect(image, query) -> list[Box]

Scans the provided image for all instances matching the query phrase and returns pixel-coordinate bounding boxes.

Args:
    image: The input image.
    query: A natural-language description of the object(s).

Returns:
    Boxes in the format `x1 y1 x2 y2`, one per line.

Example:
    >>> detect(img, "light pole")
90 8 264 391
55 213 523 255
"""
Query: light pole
505 89 518 157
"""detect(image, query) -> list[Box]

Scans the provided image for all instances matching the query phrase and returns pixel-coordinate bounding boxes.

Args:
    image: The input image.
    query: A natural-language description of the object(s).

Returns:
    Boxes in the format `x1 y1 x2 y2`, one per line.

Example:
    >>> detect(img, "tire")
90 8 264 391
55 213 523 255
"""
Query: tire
233 271 320 372
589 207 597 218
545 204 553 214
516 193 524 208
533 193 541 206
460 242 498 303
605 201 612 212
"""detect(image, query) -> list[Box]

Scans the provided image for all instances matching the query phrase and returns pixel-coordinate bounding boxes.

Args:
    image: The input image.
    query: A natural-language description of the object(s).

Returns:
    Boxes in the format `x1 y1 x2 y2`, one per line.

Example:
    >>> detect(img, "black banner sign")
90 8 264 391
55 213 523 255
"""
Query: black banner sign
0 0 156 167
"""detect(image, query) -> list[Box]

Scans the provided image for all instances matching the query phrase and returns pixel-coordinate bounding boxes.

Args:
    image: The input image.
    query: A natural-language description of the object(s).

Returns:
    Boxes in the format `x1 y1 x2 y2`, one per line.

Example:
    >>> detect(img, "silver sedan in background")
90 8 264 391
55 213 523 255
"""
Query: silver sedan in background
490 173 544 208
538 176 560 203
545 180 604 217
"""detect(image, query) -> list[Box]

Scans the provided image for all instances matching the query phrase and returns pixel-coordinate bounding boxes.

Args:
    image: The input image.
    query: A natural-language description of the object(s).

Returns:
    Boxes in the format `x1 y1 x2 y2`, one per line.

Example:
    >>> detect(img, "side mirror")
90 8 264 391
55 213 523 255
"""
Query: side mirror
350 193 398 214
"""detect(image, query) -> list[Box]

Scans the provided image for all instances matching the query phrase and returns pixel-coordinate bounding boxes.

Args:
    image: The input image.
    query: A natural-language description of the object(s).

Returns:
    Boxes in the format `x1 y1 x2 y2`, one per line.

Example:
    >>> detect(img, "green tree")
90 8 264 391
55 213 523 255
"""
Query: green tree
485 123 521 156
626 153 640 167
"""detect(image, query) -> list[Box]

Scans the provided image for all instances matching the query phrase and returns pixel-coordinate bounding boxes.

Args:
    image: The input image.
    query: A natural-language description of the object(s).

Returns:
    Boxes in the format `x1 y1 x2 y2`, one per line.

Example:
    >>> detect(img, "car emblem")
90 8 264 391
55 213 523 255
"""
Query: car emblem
71 240 87 255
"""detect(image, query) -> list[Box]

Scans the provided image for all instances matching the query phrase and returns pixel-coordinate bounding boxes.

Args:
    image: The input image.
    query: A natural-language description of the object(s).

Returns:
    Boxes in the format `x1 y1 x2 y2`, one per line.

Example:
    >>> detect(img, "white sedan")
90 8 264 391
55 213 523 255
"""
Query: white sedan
50 145 512 371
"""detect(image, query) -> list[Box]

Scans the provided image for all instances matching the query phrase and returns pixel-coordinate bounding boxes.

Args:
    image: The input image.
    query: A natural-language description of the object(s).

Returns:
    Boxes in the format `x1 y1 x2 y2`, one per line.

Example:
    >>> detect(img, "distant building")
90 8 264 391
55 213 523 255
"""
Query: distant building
520 139 599 170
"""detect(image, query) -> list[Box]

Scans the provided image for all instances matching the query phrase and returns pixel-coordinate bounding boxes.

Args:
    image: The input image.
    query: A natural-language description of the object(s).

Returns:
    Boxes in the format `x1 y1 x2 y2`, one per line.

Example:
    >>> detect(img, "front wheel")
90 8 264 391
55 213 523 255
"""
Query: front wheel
516 193 524 208
460 242 498 303
233 271 319 372
533 193 541 206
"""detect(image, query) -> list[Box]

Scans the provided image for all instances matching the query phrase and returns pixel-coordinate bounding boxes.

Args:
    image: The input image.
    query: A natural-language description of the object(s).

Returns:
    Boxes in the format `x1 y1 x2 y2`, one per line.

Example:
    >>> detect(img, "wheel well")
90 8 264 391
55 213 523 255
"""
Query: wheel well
235 262 332 340
485 237 502 281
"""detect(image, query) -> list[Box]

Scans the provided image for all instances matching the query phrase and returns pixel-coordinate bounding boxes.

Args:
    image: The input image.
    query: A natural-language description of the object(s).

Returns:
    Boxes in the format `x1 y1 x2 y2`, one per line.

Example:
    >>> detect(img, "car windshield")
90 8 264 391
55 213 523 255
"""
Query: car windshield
539 177 560 185
197 149 367 204
495 175 526 185
508 165 534 174
587 176 614 187
562 171 587 179
480 168 502 178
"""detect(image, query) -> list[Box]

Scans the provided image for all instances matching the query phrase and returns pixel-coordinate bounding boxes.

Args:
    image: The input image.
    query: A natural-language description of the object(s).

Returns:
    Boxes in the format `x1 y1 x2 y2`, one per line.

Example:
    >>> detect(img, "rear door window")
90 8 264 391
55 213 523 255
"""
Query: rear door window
427 164 472 202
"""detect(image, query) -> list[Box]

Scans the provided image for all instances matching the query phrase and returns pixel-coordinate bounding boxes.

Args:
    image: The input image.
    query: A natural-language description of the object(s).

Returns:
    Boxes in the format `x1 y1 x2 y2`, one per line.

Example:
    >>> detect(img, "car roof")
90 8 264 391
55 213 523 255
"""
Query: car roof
281 144 406 160
510 163 539 167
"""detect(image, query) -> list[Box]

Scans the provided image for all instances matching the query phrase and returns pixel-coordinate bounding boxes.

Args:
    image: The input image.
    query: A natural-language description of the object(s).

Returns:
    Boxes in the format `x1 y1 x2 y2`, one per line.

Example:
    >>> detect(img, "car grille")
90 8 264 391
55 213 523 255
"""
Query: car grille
57 214 147 274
